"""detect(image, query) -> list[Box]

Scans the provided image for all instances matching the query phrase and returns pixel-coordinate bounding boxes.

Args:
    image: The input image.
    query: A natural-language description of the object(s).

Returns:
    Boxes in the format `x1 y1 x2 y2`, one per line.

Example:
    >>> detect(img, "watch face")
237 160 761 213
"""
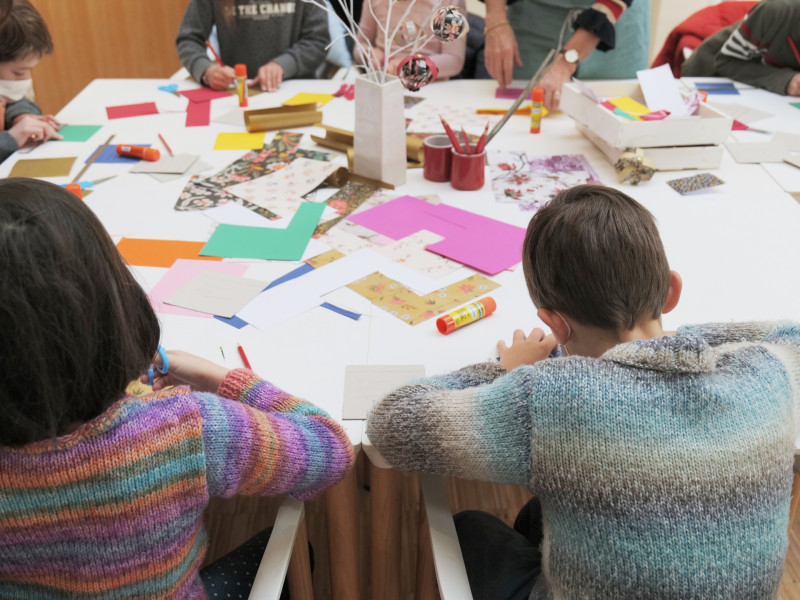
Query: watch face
564 49 579 64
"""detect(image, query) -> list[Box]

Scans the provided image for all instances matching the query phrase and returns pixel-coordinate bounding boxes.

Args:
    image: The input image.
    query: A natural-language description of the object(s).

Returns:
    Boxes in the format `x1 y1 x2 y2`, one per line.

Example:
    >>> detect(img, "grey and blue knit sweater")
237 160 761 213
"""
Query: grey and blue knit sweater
366 321 800 599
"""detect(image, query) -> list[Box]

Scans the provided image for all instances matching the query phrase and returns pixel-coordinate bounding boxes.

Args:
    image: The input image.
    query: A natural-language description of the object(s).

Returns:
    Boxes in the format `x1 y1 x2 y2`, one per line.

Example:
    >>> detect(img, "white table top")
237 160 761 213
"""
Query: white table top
3 76 799 448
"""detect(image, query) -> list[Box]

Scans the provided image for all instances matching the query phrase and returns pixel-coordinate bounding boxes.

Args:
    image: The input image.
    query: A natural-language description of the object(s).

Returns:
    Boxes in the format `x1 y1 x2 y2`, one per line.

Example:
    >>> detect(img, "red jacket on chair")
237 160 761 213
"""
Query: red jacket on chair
651 1 757 77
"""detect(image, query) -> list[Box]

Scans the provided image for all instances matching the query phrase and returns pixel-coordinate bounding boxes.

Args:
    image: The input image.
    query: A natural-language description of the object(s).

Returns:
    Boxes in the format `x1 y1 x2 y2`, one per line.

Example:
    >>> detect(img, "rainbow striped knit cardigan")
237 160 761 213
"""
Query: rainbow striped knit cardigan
0 369 355 598
367 321 800 599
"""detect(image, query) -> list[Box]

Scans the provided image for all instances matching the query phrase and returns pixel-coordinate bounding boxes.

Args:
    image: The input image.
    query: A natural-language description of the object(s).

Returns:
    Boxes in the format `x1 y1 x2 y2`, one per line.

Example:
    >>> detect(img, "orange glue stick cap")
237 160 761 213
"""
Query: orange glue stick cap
64 183 83 199
436 297 497 335
235 63 248 78
531 88 544 103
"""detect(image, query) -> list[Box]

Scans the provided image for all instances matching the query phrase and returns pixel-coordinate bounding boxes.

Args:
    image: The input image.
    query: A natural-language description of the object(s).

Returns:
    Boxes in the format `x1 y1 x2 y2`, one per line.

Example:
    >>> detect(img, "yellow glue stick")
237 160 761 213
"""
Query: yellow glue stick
436 297 497 335
530 87 544 134
235 63 248 108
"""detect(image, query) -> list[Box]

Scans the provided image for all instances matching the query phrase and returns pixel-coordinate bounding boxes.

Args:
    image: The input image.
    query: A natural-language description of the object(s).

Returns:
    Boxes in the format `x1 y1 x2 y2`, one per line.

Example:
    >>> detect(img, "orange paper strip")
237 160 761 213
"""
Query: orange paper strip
117 238 223 268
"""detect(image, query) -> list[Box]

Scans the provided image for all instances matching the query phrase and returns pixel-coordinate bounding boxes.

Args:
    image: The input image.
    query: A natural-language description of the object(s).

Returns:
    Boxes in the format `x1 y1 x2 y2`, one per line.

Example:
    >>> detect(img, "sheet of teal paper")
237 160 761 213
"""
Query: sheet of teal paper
54 124 103 142
200 202 325 260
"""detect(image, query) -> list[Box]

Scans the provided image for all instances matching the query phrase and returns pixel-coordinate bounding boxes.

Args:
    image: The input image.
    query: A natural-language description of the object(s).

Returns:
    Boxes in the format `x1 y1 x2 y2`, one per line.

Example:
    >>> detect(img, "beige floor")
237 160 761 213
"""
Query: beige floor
204 452 800 599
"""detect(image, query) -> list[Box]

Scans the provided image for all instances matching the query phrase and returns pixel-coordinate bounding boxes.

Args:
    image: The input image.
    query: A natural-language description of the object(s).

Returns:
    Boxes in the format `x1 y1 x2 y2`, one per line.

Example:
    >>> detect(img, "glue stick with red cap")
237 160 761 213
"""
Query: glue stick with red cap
530 88 544 134
115 144 160 161
436 297 496 335
235 63 248 107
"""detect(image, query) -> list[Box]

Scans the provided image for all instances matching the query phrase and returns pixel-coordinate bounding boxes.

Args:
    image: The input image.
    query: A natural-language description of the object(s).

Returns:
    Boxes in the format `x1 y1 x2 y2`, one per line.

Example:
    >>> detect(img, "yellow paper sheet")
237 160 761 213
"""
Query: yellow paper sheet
347 272 500 326
284 92 335 107
9 156 76 178
213 132 266 150
609 97 651 116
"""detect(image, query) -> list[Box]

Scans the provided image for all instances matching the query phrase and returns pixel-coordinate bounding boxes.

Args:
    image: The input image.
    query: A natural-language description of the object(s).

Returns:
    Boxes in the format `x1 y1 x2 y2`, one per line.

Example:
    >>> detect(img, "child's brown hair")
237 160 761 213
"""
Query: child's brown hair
522 184 671 330
0 0 53 63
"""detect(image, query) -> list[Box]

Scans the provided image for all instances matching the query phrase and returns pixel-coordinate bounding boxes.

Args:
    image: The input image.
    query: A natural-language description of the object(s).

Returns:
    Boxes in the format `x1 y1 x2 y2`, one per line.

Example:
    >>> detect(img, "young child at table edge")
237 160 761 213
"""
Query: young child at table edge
176 0 330 93
0 0 62 165
366 184 800 600
0 178 355 598
682 0 800 96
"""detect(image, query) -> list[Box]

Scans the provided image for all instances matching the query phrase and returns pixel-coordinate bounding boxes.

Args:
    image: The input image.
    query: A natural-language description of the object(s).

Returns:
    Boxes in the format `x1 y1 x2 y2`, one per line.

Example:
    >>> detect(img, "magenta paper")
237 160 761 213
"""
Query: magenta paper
148 258 248 317
346 195 525 275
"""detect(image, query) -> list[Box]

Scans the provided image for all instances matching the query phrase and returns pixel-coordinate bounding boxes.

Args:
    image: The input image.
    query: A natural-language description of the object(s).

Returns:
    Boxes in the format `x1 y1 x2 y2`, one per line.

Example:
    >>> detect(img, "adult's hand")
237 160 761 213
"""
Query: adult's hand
538 59 576 111
483 21 522 89
787 73 800 96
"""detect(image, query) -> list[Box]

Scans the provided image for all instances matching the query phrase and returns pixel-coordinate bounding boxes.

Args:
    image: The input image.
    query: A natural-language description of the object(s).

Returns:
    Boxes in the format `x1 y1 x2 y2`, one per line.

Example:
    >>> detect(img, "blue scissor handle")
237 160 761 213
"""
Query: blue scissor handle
147 346 169 386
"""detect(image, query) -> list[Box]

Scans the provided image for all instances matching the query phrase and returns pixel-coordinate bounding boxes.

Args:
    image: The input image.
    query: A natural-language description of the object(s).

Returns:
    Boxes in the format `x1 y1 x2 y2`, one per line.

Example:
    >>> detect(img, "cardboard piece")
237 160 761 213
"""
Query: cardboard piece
130 153 200 174
8 156 76 177
164 270 268 318
244 103 322 133
148 259 249 317
343 365 426 419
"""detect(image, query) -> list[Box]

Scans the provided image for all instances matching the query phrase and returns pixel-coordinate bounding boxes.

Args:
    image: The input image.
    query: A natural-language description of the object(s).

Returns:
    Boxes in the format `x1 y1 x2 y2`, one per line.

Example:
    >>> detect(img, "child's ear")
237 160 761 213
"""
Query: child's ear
662 270 682 314
537 308 570 344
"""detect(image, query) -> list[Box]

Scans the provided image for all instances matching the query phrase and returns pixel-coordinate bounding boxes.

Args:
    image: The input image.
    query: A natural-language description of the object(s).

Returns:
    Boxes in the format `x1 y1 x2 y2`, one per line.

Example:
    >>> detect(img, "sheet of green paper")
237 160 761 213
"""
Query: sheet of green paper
54 124 103 142
792 102 800 110
200 202 325 260
8 156 76 177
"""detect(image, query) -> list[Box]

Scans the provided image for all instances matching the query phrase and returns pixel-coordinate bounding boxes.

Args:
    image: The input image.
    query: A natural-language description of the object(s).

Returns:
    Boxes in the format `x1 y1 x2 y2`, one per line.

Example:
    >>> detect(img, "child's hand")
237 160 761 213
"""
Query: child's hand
497 328 558 371
203 64 236 89
141 349 230 393
252 61 283 92
8 114 62 147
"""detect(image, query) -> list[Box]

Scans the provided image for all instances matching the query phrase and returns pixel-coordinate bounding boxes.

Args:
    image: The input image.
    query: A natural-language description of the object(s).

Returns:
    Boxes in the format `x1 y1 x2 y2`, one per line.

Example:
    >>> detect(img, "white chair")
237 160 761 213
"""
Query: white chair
415 474 474 600
247 497 314 600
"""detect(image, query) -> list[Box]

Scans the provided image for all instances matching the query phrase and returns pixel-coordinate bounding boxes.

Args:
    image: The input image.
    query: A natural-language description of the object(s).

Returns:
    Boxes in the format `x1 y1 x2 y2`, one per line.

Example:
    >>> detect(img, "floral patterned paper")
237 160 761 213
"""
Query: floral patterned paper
488 151 603 212
346 272 500 326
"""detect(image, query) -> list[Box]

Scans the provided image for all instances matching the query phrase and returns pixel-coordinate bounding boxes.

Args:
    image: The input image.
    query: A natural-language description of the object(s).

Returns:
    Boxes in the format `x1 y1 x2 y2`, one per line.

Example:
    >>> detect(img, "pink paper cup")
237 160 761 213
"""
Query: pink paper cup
450 149 486 191
423 135 453 182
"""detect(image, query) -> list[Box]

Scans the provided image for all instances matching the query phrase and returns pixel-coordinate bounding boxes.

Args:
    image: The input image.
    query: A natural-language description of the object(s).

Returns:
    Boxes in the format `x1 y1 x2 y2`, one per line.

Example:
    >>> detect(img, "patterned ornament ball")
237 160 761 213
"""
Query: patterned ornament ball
430 5 469 42
397 54 438 92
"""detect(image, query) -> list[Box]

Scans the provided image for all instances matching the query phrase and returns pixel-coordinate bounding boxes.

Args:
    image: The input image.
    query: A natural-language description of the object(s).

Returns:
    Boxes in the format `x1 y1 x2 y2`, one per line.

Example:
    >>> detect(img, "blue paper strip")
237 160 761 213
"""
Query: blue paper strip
320 302 361 320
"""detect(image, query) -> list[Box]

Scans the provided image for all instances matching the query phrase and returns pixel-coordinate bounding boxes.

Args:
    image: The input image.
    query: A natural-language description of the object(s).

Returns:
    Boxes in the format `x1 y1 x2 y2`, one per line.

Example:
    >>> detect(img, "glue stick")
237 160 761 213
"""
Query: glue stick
235 63 248 107
436 297 496 335
115 144 160 161
64 183 83 199
530 88 544 134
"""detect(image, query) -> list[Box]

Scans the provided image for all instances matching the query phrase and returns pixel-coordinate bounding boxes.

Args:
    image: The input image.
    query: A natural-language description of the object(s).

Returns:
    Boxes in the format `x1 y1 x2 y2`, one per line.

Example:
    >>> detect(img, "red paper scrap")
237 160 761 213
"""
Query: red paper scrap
179 88 232 103
185 100 211 127
106 102 159 119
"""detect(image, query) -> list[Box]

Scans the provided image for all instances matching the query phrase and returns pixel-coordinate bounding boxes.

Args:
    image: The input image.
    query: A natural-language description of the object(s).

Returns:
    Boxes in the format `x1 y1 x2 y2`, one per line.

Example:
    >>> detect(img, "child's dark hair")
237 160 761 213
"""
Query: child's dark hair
0 0 53 63
522 184 670 330
0 178 160 446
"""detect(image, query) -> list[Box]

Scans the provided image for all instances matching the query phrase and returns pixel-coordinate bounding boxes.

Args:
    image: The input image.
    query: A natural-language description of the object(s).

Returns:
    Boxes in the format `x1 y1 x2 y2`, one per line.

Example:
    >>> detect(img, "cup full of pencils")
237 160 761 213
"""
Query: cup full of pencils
440 115 488 191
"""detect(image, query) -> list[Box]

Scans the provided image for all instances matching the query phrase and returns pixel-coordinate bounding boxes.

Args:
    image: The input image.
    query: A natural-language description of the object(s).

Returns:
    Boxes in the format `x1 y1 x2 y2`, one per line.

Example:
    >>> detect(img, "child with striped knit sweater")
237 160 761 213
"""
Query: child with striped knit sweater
0 178 355 598
367 184 800 600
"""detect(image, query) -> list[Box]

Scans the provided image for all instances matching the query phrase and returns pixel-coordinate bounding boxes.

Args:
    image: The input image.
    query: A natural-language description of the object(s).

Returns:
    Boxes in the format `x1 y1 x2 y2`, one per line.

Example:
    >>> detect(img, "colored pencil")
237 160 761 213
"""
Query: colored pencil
206 41 225 67
439 115 464 153
158 133 174 156
474 122 489 154
237 343 252 370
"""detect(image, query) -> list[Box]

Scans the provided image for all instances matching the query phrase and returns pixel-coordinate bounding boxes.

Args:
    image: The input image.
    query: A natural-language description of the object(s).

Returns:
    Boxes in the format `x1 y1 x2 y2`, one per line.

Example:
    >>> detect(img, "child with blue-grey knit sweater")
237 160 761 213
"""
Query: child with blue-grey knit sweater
366 184 800 600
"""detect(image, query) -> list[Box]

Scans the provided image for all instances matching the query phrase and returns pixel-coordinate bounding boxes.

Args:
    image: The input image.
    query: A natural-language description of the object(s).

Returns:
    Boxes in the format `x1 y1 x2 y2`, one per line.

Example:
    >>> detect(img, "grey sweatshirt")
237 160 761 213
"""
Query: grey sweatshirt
176 0 330 84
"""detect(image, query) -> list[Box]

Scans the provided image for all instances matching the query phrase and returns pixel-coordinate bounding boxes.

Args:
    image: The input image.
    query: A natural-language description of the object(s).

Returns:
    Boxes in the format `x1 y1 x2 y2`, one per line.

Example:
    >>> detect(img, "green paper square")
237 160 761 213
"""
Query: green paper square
54 124 103 142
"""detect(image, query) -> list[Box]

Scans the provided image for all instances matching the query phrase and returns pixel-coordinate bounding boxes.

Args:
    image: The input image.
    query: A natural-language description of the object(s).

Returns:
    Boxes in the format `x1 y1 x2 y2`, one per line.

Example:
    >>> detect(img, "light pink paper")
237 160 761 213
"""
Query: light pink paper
148 259 248 317
346 195 526 275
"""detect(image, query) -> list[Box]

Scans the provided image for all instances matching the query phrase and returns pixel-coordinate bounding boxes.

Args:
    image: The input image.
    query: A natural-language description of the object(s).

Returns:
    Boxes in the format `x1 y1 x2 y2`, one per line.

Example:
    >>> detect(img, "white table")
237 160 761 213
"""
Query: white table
3 76 799 599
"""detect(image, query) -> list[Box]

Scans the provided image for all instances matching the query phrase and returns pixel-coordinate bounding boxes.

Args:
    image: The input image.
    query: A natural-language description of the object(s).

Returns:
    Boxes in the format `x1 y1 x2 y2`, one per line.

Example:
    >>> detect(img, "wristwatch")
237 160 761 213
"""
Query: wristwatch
560 48 580 67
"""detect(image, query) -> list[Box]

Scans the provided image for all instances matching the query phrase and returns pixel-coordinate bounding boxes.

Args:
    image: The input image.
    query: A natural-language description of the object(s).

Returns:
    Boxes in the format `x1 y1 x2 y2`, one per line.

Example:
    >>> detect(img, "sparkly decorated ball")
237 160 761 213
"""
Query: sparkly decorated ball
430 5 469 42
397 54 438 91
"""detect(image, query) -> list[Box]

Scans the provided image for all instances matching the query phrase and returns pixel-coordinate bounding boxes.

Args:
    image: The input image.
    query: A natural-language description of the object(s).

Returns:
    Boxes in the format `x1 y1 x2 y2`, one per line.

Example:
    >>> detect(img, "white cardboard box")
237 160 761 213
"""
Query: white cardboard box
561 80 732 170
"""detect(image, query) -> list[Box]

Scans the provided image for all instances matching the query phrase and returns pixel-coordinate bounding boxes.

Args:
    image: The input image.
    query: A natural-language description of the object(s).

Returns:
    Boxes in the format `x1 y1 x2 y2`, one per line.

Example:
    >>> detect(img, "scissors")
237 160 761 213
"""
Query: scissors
147 346 170 386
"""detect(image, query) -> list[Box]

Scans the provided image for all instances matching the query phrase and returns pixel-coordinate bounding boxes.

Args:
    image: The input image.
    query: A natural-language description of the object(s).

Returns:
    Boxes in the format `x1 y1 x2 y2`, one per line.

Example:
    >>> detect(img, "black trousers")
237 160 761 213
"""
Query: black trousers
454 497 543 600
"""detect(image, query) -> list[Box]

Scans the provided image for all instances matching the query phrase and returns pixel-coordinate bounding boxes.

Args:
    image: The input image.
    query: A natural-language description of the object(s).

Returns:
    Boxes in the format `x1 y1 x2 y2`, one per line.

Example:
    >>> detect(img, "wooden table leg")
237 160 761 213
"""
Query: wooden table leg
370 460 402 600
326 466 361 600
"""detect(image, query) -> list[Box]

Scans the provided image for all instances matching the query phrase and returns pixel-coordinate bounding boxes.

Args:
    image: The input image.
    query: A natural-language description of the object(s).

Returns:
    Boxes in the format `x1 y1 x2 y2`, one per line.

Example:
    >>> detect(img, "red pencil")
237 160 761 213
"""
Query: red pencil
237 343 252 370
158 133 174 157
474 122 490 154
439 115 464 154
206 41 225 67
461 126 471 154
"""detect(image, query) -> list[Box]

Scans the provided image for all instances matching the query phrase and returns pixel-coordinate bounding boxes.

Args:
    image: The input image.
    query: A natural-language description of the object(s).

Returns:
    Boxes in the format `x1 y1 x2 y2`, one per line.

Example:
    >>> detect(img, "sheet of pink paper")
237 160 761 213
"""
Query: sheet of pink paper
106 102 159 119
148 258 248 317
186 100 211 127
346 195 526 275
179 88 233 103
495 87 524 99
